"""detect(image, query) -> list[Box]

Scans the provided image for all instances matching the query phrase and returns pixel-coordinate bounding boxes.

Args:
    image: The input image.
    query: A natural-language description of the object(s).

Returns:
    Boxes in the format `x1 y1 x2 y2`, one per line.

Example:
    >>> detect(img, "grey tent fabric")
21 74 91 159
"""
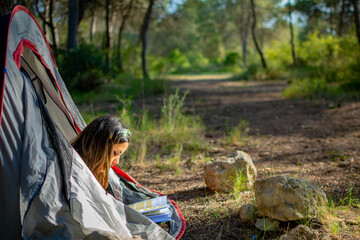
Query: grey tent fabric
108 170 183 238
0 6 183 240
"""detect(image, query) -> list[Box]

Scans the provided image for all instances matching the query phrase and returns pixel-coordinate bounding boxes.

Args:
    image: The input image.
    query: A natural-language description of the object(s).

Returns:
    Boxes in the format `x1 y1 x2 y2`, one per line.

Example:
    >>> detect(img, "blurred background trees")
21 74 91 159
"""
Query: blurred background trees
3 0 360 99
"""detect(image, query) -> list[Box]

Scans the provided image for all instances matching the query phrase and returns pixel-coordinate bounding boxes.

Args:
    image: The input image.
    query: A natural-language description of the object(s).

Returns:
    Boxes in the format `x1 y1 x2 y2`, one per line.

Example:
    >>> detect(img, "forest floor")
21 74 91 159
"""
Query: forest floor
93 76 360 239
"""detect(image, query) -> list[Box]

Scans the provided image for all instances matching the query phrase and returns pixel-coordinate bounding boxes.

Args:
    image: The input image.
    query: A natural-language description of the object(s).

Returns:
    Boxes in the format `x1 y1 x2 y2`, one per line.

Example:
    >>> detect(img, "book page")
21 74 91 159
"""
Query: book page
128 196 167 213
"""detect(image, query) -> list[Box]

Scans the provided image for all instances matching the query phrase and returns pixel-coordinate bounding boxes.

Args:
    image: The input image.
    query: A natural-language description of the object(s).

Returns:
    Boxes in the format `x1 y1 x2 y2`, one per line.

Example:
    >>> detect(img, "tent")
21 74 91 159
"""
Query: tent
0 6 185 239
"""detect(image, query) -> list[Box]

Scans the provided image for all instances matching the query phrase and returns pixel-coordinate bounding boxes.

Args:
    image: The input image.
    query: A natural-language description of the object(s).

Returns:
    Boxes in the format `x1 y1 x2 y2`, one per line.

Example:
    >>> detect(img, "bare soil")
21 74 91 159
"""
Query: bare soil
98 77 360 239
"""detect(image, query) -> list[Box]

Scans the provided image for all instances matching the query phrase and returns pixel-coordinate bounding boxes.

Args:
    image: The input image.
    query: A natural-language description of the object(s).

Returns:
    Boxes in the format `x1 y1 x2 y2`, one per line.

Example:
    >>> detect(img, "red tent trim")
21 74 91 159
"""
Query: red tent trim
12 39 81 134
1 5 69 129
11 5 57 69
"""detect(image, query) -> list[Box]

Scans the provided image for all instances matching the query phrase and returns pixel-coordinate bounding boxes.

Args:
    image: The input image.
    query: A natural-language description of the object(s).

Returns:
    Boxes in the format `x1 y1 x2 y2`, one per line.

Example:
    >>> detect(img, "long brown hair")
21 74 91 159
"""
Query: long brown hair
71 115 130 189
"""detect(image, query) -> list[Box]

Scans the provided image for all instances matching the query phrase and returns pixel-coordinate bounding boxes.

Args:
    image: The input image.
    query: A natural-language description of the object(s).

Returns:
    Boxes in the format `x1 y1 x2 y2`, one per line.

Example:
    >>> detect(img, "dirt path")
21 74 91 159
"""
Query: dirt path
171 79 360 191
128 78 360 239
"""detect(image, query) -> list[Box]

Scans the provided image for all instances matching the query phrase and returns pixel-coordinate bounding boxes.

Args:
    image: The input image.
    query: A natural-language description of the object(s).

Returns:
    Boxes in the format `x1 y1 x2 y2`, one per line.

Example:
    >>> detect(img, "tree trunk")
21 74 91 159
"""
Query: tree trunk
42 15 47 37
105 0 110 65
34 0 48 35
237 0 250 66
78 0 86 24
338 0 345 36
105 0 110 49
242 11 250 66
109 12 117 56
35 0 57 51
89 9 96 42
67 0 79 51
352 0 360 52
288 1 296 66
45 0 50 40
330 7 334 35
117 0 134 72
140 0 155 80
0 0 13 16
250 0 267 69
48 0 57 51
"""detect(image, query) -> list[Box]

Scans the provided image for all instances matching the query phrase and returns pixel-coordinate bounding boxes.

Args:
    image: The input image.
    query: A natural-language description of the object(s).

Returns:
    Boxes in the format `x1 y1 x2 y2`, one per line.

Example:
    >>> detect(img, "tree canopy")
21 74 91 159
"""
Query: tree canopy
3 0 359 97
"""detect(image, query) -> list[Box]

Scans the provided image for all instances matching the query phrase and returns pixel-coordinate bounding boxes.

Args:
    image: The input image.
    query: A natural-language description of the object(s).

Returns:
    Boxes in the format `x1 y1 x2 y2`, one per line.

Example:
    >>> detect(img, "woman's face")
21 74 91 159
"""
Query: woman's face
110 142 129 167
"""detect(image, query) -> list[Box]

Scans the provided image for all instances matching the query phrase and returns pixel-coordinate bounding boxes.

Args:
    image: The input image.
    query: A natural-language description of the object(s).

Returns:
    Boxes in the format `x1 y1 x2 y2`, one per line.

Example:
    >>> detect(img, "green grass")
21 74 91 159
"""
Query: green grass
283 77 360 100
231 169 249 200
71 75 170 104
316 186 360 236
328 221 341 235
82 89 210 169
225 120 250 145
337 186 360 208
166 72 234 78
283 78 340 99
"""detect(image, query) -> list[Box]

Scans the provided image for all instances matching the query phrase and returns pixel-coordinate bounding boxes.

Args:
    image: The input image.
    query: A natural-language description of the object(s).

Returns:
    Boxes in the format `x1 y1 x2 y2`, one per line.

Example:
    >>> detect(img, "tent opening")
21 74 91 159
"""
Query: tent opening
20 47 78 141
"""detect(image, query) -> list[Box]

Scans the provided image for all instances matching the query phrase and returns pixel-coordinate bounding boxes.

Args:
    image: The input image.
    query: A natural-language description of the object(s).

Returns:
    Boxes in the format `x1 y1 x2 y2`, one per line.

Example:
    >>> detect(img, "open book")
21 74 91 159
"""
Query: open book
128 195 171 223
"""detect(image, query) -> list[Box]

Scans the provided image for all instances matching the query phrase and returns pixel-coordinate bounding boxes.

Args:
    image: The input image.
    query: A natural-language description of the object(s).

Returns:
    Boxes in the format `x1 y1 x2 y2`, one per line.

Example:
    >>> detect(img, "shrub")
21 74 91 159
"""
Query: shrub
265 40 293 70
56 43 107 92
281 32 360 99
168 49 191 73
282 78 336 99
246 63 260 79
223 51 241 66
187 51 210 71
149 56 167 75
296 32 341 82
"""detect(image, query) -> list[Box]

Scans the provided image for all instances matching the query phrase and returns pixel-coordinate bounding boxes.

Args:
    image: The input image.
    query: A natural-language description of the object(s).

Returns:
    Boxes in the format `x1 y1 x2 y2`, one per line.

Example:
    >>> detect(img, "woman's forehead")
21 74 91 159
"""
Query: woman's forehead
112 142 129 152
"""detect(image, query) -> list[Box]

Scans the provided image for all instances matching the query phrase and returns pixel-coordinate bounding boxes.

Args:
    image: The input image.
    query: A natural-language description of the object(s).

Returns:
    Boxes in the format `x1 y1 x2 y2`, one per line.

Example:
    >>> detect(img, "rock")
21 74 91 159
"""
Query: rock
255 218 280 231
203 150 257 192
255 176 328 221
279 225 326 240
238 203 257 224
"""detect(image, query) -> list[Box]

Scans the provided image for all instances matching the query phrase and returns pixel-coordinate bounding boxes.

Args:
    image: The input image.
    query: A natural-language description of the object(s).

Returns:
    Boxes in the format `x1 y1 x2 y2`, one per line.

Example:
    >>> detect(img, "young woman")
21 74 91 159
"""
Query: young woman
71 115 131 189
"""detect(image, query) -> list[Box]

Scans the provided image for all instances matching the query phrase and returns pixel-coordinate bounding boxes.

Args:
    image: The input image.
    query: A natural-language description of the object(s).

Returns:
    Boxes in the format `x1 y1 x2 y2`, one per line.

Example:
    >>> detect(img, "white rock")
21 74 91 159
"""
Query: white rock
238 203 257 224
255 176 328 221
203 151 257 192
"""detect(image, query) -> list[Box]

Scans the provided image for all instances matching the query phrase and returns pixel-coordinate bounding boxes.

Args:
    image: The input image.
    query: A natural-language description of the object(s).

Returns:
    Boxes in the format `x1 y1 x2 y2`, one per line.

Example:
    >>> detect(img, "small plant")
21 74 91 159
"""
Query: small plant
317 204 344 236
329 150 349 163
338 185 360 208
192 153 211 165
161 89 187 128
329 221 341 235
225 120 250 145
113 90 209 167
264 167 276 178
168 144 183 174
231 169 249 199
157 89 209 154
